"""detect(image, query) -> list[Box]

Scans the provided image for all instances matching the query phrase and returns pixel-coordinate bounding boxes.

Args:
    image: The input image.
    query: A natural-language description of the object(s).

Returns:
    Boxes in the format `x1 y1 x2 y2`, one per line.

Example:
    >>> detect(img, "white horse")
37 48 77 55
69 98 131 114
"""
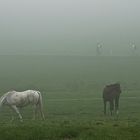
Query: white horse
0 90 45 122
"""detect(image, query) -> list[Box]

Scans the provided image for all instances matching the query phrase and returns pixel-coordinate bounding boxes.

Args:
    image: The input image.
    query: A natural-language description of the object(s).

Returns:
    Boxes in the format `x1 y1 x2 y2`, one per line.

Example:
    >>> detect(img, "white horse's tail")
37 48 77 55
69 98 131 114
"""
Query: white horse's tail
37 91 45 120
37 91 43 107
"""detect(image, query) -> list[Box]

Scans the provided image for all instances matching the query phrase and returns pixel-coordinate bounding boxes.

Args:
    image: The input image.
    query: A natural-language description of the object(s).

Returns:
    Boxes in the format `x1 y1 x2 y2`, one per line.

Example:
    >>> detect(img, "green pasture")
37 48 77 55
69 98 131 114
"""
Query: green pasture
0 55 140 140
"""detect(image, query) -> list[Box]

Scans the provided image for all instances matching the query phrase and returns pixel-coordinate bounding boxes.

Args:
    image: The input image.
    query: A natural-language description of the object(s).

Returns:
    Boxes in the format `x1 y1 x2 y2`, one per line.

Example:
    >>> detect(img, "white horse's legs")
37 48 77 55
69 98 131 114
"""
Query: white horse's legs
9 108 15 122
40 109 45 120
11 105 23 122
32 105 45 120
32 105 38 120
38 105 45 120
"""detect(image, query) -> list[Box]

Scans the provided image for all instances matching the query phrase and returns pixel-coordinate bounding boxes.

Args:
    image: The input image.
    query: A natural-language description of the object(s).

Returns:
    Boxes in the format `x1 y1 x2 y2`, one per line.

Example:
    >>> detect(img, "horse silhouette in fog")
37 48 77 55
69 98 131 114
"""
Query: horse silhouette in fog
103 83 121 116
0 90 45 122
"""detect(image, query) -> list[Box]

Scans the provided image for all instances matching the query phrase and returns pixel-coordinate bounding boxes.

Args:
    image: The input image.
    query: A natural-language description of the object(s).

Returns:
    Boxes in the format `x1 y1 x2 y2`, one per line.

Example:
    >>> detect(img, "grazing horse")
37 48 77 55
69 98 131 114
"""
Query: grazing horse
0 90 45 121
103 83 121 116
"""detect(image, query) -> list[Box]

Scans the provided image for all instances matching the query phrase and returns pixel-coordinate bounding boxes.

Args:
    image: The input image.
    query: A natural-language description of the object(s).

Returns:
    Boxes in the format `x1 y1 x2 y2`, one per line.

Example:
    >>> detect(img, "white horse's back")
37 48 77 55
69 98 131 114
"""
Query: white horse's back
8 90 40 107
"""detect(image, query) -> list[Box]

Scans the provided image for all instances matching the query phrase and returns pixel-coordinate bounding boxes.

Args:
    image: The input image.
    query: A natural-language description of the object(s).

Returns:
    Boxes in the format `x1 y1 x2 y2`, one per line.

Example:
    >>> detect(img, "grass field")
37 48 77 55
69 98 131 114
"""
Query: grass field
0 55 140 140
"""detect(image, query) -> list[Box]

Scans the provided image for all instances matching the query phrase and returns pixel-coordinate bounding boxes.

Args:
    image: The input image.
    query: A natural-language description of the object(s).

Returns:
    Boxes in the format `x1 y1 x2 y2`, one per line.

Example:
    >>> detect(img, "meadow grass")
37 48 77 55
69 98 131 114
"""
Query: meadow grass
0 55 140 139
0 90 140 140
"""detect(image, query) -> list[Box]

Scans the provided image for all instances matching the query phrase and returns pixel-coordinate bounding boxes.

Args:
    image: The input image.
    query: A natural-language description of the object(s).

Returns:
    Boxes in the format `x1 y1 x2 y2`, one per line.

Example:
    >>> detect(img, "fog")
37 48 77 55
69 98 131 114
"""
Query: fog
0 0 140 56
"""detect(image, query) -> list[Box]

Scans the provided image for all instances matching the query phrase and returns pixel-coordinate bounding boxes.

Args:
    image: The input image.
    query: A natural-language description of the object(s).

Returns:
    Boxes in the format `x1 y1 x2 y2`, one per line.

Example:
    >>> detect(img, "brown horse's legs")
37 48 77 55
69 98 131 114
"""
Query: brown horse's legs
110 101 114 116
115 97 119 115
104 100 107 115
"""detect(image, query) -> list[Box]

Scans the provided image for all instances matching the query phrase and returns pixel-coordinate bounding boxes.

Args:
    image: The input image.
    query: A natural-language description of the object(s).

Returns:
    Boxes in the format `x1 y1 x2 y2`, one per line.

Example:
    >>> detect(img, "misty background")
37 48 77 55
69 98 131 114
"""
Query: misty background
0 0 140 56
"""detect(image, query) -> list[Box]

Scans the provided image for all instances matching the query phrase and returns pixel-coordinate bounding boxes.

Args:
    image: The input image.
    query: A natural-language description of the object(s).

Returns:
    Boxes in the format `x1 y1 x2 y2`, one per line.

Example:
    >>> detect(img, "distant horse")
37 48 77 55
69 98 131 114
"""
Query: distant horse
103 83 121 115
0 90 45 121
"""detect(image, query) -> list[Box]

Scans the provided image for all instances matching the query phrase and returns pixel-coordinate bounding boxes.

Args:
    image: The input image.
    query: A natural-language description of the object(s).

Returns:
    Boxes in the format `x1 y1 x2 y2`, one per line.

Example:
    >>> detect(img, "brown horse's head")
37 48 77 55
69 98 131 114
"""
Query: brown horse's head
113 83 121 94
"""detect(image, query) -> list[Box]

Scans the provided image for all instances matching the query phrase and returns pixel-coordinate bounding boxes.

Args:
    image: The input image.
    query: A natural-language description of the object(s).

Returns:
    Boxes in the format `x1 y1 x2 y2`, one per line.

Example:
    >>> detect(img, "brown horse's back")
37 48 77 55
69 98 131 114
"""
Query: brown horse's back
103 83 121 101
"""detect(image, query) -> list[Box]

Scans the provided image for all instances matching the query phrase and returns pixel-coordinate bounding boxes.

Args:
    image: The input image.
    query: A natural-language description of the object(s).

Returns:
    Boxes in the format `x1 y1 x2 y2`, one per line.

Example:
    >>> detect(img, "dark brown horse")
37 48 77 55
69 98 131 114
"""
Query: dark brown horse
103 83 121 115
